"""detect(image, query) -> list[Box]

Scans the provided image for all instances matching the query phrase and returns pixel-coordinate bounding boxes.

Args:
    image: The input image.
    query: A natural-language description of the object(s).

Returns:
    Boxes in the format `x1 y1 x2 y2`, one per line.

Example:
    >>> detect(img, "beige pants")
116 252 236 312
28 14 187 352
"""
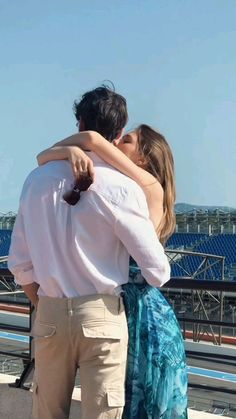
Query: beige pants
31 294 128 419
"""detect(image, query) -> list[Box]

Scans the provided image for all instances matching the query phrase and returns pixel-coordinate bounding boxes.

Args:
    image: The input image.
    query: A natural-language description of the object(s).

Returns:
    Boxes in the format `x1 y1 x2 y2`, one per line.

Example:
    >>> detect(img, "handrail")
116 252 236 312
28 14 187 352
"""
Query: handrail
165 278 236 291
166 248 225 259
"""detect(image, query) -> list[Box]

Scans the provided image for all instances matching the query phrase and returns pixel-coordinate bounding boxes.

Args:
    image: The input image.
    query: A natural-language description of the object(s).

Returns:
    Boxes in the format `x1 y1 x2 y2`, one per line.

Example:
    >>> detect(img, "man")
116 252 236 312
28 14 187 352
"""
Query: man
8 85 170 419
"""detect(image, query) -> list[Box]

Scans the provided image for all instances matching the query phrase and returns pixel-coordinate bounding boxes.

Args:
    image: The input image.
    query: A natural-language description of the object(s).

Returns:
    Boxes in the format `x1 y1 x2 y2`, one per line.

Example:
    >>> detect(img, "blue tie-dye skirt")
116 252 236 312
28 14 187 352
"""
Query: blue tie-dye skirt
122 278 188 419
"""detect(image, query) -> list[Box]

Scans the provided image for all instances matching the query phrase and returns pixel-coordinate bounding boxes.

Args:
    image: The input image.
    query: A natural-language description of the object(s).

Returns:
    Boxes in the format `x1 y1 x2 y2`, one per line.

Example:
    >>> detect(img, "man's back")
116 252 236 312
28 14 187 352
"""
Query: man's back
9 154 150 297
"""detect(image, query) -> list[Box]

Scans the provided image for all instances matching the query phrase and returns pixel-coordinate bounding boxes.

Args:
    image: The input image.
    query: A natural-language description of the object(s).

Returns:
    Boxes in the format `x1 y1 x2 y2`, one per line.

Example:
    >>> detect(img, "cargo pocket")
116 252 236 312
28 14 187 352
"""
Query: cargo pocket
107 389 125 407
31 322 56 339
81 321 122 339
102 389 125 418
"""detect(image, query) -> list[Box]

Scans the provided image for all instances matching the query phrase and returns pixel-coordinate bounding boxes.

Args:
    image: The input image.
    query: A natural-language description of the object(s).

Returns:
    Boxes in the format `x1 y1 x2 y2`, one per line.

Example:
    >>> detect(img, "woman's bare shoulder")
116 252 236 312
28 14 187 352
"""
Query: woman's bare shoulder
144 178 164 202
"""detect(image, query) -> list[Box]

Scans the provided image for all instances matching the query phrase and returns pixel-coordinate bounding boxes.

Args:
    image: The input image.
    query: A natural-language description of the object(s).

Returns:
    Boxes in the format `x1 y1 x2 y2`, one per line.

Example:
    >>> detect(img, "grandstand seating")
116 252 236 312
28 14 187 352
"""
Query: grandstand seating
167 233 236 280
0 230 12 257
195 234 236 265
0 230 12 268
1 230 236 280
166 233 207 249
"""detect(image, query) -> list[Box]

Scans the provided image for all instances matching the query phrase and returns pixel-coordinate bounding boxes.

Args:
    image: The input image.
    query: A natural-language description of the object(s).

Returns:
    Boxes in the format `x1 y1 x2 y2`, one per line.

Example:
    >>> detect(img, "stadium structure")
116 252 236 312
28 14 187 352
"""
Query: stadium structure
1 206 236 282
175 205 236 235
1 205 236 233
0 211 16 230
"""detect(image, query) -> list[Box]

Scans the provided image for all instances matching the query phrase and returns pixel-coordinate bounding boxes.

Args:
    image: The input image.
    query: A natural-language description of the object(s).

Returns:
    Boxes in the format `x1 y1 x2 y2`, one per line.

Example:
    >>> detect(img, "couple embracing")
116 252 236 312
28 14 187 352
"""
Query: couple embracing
8 85 188 419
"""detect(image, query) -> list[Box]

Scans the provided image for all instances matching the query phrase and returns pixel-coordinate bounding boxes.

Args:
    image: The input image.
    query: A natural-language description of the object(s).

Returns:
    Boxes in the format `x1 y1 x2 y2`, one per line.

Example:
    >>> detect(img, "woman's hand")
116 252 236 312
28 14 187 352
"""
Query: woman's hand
67 146 95 180
37 144 95 180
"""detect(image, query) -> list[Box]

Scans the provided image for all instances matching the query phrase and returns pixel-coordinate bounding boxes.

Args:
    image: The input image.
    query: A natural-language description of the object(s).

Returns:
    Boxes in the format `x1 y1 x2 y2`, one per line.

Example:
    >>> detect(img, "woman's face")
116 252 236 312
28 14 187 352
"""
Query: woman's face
113 131 141 163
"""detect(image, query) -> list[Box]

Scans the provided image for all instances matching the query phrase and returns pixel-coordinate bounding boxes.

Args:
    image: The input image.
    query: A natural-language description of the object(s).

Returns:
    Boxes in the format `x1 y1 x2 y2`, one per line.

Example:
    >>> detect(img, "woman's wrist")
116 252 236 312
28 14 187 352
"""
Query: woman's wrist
67 145 85 159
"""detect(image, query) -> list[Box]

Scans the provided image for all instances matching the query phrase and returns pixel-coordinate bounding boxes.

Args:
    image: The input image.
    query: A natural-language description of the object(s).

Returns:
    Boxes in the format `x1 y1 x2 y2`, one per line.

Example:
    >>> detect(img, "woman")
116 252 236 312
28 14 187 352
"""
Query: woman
37 125 188 419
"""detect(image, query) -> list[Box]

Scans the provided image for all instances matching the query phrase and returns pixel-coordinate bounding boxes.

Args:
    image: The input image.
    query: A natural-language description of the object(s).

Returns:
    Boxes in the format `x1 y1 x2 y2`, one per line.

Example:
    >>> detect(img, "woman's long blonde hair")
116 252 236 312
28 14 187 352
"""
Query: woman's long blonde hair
136 124 176 245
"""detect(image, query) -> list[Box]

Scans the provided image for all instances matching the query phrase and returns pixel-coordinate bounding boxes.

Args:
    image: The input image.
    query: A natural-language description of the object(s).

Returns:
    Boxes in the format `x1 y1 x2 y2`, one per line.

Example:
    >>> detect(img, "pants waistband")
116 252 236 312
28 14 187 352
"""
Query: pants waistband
38 294 124 313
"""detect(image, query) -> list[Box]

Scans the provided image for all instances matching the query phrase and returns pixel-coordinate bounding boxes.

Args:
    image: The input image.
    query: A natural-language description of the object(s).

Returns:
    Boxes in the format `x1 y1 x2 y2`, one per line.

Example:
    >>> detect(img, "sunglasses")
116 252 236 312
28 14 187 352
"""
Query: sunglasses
63 175 93 206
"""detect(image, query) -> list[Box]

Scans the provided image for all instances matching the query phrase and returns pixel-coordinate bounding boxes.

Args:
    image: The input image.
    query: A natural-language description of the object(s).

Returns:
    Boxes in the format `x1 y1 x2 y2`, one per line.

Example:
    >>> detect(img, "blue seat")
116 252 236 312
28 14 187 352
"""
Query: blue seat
168 233 236 280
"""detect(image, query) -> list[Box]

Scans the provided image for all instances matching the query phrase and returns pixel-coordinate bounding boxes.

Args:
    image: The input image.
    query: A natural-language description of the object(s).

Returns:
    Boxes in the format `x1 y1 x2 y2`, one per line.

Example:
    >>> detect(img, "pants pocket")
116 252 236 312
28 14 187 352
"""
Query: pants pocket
31 321 56 339
107 389 125 407
81 321 122 339
102 389 125 419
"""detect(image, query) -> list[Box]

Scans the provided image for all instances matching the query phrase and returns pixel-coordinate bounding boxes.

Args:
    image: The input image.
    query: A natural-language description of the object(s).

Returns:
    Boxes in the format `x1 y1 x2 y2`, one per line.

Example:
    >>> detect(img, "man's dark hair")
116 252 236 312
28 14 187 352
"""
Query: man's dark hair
73 84 128 141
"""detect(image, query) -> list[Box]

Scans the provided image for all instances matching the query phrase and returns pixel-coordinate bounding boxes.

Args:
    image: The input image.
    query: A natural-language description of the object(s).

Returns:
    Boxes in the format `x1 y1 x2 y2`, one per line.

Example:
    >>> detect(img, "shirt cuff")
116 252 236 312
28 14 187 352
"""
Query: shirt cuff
12 266 36 286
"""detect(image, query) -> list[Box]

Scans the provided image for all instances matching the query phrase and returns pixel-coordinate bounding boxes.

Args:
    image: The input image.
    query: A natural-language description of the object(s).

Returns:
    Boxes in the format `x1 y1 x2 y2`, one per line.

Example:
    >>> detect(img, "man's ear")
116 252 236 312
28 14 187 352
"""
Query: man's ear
79 118 85 132
115 128 125 140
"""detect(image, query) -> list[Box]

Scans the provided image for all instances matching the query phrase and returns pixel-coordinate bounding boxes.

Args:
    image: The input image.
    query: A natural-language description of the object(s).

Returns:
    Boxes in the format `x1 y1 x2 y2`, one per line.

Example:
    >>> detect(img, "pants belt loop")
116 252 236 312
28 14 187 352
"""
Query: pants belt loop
118 296 121 313
68 298 73 316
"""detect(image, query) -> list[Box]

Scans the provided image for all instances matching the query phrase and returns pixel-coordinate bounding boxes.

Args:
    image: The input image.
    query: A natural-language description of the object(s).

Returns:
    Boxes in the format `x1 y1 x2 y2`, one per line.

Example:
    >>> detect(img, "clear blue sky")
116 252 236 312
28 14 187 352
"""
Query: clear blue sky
1 0 236 212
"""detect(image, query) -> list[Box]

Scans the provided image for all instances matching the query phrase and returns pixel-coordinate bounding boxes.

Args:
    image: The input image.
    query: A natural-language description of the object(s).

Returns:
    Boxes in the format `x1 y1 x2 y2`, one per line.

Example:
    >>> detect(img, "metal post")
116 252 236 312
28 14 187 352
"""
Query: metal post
219 258 225 345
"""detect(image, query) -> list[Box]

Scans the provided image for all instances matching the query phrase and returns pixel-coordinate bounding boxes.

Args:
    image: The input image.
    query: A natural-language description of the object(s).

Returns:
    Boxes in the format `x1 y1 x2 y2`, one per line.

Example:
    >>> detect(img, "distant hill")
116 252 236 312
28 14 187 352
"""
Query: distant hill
175 203 236 213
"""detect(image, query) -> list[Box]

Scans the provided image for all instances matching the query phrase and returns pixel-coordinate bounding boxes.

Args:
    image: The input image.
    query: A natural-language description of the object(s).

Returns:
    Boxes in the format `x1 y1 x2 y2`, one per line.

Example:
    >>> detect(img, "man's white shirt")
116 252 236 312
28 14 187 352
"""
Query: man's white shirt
8 153 170 297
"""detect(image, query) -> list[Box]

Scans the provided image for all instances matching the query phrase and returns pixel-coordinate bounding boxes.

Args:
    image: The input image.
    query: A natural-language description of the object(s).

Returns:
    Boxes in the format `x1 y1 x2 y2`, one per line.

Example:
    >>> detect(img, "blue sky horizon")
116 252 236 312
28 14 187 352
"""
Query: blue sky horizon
1 0 236 212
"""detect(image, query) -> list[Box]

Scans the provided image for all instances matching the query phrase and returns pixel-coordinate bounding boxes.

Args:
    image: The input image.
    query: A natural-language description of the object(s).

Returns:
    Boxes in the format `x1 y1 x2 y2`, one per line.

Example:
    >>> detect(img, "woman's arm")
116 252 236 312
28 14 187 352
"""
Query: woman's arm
36 131 95 166
37 131 164 229
37 145 95 179
37 146 70 165
39 131 157 188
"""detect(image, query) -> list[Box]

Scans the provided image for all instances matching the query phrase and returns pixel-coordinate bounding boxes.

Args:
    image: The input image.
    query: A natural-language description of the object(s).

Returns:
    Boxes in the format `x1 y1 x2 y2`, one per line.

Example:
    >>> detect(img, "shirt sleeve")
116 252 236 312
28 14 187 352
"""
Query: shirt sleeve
113 188 170 288
8 202 36 286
